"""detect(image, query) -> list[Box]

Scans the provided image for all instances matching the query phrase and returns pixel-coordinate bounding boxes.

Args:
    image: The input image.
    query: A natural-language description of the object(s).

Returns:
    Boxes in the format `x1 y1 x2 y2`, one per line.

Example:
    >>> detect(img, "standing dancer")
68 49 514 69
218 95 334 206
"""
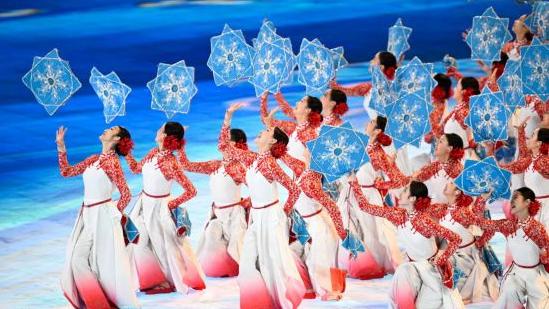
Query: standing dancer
222 103 306 309
476 188 549 309
178 127 249 278
57 126 140 309
425 73 453 145
125 122 205 293
349 176 464 309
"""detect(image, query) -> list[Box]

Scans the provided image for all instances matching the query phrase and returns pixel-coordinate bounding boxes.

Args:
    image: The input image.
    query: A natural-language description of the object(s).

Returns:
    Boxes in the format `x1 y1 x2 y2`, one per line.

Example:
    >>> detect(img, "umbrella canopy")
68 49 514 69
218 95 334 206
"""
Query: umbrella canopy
519 38 548 101
207 24 254 87
387 18 412 60
497 59 525 112
455 156 512 202
465 7 512 62
386 92 433 149
306 122 369 183
394 56 436 103
22 48 81 116
466 87 511 143
89 67 131 124
369 65 397 116
525 1 549 42
147 60 197 119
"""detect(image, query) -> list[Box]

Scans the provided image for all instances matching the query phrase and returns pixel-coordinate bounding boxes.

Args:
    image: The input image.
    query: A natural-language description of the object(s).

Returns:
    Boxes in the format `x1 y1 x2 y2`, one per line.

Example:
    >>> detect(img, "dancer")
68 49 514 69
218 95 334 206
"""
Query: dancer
336 116 402 280
503 14 534 61
178 127 249 277
125 122 205 293
439 183 499 304
476 188 549 309
57 126 140 309
349 176 464 309
425 73 453 145
222 103 306 309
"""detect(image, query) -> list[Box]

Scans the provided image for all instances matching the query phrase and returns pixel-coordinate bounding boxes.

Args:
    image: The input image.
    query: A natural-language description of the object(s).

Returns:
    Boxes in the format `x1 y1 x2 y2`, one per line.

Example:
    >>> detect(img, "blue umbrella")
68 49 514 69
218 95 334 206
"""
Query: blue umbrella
22 49 81 116
455 156 512 202
297 38 338 96
290 210 311 245
387 18 412 60
306 122 369 183
386 93 433 149
519 38 548 101
525 1 549 42
369 65 397 116
394 56 436 103
465 7 512 62
342 231 365 258
172 207 192 237
330 46 349 71
466 87 511 143
147 60 197 119
122 215 140 245
89 67 131 124
207 24 254 87
497 59 524 112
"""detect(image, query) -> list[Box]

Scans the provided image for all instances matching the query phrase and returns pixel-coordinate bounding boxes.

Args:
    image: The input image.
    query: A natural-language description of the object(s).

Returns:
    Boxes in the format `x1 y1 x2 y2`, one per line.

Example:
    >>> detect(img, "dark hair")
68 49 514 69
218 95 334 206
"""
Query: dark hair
306 96 323 114
230 128 247 143
516 187 536 203
492 52 509 66
379 51 397 69
375 116 387 132
525 31 534 43
115 126 132 157
273 127 289 145
164 121 184 140
409 181 429 199
537 128 549 143
444 133 464 149
329 89 347 105
460 77 480 95
434 73 452 96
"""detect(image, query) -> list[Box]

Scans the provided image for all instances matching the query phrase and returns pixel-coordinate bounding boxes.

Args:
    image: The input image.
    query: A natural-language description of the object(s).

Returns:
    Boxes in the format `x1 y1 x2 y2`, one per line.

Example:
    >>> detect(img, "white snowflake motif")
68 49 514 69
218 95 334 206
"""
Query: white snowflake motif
393 103 421 135
474 22 499 57
35 64 68 101
256 48 282 84
400 69 426 96
502 73 522 104
159 72 189 105
97 80 122 110
217 41 247 76
318 132 360 173
466 168 501 194
473 98 503 139
525 51 548 91
304 49 330 83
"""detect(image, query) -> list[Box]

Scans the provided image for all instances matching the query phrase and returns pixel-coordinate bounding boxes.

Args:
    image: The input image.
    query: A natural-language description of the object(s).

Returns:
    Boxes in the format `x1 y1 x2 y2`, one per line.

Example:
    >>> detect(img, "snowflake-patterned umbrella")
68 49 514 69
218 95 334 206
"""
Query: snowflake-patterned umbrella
306 122 370 183
394 56 436 103
455 156 511 202
519 38 548 101
329 46 349 71
385 92 432 149
497 59 524 111
22 49 81 116
297 38 336 96
89 67 131 124
387 18 412 60
172 207 192 237
207 24 254 87
525 1 549 42
368 65 397 116
465 7 512 62
466 87 511 143
147 60 197 119
342 231 366 258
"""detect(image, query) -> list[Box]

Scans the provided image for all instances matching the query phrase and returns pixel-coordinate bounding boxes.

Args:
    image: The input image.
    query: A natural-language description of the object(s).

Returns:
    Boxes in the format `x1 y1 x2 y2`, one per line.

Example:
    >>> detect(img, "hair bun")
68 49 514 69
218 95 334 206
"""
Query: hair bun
456 194 473 208
270 142 287 158
308 111 323 127
414 196 431 212
449 148 465 160
377 132 392 146
384 66 396 80
332 102 349 116
116 137 134 156
540 143 548 155
235 142 249 151
432 85 450 102
529 199 541 216
163 135 183 151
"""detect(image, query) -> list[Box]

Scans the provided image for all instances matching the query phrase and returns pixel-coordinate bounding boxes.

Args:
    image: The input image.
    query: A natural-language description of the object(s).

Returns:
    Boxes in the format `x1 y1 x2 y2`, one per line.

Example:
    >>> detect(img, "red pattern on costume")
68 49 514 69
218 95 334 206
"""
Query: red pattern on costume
415 159 463 182
330 81 372 97
525 95 548 119
274 92 297 120
260 94 297 135
299 170 346 239
500 125 549 178
179 149 247 185
429 100 446 139
280 153 305 178
442 101 470 130
367 143 411 190
350 180 460 264
59 151 131 211
323 114 343 126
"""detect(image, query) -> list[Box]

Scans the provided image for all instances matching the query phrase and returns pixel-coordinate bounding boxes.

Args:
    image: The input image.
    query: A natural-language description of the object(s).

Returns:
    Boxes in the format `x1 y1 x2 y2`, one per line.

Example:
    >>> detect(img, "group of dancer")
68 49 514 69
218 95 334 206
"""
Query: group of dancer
56 12 548 309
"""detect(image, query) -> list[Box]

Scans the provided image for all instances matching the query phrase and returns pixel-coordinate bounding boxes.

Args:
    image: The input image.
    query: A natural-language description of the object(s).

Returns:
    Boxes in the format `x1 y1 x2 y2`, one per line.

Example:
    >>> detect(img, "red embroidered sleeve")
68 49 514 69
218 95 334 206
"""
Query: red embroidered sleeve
331 81 372 97
160 154 197 209
429 103 446 138
280 153 305 178
261 157 300 214
58 151 99 177
260 94 296 135
414 161 442 182
481 218 518 237
412 213 461 265
126 148 158 174
224 160 247 185
453 104 470 130
534 155 549 179
430 203 448 221
350 180 407 226
178 147 221 175
367 144 410 189
218 124 257 168
525 95 547 119
444 160 463 179
296 125 318 144
300 170 346 239
499 153 532 174
274 92 296 120
524 219 549 258
516 124 528 158
101 155 131 211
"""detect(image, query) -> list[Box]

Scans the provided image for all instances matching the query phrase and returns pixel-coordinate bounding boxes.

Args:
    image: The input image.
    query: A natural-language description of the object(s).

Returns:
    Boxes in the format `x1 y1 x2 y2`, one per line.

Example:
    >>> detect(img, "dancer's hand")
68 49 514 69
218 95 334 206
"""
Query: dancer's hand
224 102 244 124
480 190 492 201
56 126 67 152
264 107 280 128
514 116 531 129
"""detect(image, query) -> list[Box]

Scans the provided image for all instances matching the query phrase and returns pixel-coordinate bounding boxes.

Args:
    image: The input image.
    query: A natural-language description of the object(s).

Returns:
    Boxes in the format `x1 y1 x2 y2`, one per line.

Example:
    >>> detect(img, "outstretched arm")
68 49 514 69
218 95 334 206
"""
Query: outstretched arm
274 92 296 120
368 143 411 189
264 158 300 214
125 148 158 174
350 179 407 226
219 104 257 168
260 93 296 135
163 156 197 209
178 146 221 175
330 80 372 97
56 126 99 177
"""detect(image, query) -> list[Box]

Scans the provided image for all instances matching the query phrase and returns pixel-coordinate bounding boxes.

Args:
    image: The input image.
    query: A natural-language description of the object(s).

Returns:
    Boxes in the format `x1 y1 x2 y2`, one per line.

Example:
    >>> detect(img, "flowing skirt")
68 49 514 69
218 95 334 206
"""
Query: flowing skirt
128 194 205 293
495 264 549 309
